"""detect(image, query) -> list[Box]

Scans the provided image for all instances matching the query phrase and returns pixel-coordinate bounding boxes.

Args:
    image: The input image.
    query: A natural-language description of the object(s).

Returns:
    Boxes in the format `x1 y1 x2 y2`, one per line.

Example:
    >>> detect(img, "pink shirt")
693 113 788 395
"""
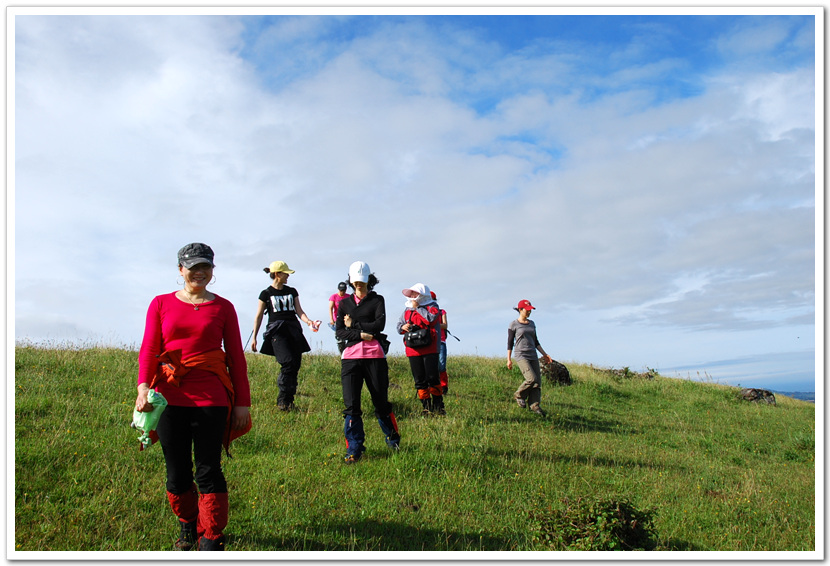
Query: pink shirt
329 292 346 321
138 292 251 407
341 293 385 360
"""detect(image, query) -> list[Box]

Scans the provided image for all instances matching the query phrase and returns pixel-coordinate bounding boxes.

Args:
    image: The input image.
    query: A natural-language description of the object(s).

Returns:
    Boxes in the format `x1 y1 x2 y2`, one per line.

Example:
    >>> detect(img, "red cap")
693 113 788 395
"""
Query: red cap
517 299 535 311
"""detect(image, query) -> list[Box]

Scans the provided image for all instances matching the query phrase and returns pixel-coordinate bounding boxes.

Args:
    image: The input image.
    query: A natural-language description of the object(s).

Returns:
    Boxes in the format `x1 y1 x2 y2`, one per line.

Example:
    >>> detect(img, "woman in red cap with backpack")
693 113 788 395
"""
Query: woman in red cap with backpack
507 299 552 416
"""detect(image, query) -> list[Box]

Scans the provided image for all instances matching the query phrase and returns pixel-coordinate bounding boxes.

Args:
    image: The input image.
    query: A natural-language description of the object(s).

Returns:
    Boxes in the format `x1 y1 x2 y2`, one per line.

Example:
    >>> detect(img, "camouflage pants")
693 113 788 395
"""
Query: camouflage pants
514 358 542 409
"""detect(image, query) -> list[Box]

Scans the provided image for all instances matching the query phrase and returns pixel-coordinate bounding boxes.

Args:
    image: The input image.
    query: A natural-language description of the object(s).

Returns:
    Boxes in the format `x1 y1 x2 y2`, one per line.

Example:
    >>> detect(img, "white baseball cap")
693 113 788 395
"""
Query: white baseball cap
348 261 371 283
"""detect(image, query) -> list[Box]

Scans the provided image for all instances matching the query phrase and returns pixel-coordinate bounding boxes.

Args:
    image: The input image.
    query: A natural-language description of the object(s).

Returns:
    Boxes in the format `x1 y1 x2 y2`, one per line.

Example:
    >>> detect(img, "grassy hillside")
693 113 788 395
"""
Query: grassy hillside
13 346 816 553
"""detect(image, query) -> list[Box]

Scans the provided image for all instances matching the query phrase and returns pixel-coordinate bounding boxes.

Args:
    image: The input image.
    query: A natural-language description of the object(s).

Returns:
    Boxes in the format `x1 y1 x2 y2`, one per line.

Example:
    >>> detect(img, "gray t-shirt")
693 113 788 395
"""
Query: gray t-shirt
507 319 541 360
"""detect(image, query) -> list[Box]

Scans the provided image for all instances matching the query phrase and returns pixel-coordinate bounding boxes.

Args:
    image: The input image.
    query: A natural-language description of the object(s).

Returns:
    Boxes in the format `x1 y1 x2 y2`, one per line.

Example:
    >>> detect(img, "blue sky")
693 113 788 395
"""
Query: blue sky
12 9 820 393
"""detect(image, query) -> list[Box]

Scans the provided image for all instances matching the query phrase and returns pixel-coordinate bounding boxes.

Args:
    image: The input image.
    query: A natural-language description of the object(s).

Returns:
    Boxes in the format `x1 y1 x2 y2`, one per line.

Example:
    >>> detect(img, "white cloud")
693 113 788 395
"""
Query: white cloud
716 18 794 58
727 70 815 141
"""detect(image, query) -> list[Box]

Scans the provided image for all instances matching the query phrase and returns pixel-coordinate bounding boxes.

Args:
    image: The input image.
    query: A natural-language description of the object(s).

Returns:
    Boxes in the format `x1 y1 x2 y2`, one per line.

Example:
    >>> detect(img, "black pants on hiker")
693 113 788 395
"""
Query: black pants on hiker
341 357 393 418
407 352 441 391
157 405 228 495
271 336 303 406
341 357 399 455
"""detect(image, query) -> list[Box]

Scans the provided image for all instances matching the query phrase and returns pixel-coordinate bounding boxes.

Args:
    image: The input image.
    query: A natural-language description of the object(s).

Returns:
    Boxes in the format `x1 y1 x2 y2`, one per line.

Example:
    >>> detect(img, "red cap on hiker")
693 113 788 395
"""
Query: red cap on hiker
517 299 535 311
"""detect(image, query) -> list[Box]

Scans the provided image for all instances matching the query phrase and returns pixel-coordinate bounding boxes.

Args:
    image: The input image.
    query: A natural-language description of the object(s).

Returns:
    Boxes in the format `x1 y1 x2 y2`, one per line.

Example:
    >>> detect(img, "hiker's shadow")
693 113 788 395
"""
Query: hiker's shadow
478 445 682 472
235 517 515 551
469 411 631 436
659 538 709 551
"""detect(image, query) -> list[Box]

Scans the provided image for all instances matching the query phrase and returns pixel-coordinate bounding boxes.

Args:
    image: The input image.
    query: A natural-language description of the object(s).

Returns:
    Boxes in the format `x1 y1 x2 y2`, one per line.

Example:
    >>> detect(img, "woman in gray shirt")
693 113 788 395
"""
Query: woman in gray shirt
507 299 552 416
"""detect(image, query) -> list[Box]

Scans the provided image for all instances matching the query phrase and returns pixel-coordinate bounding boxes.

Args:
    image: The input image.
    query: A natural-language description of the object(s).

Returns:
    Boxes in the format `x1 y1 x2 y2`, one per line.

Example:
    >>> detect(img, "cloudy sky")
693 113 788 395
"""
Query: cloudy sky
12 9 819 392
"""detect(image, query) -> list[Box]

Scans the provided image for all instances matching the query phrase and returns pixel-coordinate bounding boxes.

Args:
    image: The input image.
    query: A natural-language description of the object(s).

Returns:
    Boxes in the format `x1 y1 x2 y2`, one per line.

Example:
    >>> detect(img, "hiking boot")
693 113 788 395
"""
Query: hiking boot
198 534 226 551
515 397 527 409
174 520 198 551
278 402 296 412
385 432 401 450
431 395 446 416
344 452 363 464
530 405 546 416
344 444 366 464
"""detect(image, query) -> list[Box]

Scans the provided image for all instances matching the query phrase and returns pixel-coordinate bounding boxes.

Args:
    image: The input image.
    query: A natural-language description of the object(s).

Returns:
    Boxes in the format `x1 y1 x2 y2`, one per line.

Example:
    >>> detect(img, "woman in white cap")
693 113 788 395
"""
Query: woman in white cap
507 299 552 416
396 283 446 416
252 261 321 411
335 261 399 464
135 243 251 551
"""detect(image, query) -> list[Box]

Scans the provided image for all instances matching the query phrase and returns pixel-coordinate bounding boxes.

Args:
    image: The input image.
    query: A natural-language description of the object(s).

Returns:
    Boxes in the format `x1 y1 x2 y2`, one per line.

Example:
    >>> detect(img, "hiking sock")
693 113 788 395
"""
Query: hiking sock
167 483 199 524
377 413 400 448
344 415 366 456
197 492 228 542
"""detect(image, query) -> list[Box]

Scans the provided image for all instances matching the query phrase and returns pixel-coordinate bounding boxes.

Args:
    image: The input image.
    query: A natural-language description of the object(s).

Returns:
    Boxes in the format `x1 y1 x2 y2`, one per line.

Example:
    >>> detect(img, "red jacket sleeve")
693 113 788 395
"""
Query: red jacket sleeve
137 296 163 387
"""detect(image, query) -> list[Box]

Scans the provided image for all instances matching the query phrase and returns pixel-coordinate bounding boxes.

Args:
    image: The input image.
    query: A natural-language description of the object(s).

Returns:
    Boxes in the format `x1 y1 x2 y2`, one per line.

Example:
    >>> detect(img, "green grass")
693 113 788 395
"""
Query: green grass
14 345 816 552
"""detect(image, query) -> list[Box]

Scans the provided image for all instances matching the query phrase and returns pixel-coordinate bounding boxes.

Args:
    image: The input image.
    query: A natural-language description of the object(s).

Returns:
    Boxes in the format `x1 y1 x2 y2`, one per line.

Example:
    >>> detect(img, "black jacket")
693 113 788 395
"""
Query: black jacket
260 318 311 361
335 291 387 350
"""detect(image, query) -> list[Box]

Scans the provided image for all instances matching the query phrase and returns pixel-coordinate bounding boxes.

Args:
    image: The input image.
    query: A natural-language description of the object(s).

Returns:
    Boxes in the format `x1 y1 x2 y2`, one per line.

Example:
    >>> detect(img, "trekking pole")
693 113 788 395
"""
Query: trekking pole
446 330 461 341
243 329 254 351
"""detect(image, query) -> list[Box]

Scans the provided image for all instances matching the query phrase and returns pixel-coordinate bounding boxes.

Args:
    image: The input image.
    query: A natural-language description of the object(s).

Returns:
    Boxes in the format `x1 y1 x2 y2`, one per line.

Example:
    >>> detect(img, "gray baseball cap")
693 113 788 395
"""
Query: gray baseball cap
177 243 215 268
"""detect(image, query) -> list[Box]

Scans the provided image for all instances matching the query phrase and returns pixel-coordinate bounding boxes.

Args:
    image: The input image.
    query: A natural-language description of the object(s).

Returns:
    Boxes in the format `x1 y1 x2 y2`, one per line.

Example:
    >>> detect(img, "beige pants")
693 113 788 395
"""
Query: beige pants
514 358 542 409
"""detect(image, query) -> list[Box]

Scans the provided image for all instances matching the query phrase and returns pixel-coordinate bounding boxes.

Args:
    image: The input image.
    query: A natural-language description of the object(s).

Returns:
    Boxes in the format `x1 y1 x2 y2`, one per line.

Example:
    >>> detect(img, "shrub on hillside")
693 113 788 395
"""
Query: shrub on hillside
589 365 659 381
541 358 572 385
531 497 658 551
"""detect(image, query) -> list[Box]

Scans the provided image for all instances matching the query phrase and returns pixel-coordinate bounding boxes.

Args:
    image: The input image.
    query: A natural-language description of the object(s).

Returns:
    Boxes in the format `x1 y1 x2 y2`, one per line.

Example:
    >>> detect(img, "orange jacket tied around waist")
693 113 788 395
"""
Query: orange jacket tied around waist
147 348 252 456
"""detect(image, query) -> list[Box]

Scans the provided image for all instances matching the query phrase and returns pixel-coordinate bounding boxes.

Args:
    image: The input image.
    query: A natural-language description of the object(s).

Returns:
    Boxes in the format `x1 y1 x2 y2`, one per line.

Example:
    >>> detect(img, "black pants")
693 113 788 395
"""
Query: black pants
341 358 392 418
408 353 441 391
156 405 228 495
272 336 303 405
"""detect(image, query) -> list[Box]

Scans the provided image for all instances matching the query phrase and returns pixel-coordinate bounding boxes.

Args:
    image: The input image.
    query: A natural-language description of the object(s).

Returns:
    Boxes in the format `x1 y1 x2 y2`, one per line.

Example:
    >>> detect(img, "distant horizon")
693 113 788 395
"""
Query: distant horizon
12 334 819 395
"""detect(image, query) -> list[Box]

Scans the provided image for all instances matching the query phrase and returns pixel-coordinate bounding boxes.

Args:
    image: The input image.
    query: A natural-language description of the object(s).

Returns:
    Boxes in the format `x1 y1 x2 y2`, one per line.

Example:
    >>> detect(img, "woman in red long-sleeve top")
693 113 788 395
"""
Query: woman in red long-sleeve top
135 243 251 552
